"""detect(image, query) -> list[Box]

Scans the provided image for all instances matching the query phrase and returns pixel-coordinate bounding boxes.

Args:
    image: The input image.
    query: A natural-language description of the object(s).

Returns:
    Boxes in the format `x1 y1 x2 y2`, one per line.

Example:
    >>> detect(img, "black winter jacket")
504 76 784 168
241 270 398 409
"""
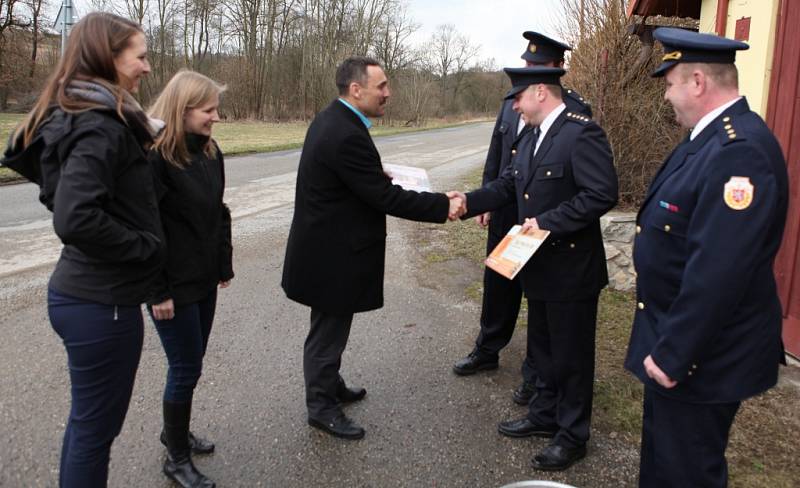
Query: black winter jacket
147 134 234 306
1 108 165 305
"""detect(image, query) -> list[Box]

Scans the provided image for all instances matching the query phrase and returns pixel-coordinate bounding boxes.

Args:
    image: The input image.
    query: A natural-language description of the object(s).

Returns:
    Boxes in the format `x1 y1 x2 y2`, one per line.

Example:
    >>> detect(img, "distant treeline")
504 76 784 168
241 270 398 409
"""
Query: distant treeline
1 0 506 124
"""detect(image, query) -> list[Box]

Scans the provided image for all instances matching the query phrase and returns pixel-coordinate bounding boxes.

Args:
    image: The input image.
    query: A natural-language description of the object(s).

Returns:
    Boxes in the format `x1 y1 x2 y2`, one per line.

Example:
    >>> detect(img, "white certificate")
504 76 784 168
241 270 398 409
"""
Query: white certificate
382 163 432 193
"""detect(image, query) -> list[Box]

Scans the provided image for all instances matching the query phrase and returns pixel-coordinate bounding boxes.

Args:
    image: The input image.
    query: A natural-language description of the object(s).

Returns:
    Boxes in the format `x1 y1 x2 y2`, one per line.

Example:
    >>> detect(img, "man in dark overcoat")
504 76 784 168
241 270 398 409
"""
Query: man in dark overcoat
625 28 789 488
281 56 463 440
455 66 618 470
453 31 593 409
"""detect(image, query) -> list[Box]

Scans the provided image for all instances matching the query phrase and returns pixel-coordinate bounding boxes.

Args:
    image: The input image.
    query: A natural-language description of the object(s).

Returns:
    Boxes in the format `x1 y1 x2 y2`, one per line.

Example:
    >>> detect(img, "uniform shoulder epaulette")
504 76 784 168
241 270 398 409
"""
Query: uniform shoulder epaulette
565 88 593 117
565 111 591 124
717 115 746 145
565 88 590 106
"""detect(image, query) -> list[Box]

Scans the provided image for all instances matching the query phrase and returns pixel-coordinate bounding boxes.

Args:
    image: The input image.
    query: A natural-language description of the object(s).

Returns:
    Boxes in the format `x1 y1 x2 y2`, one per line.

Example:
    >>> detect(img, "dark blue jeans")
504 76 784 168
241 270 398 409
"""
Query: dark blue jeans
151 289 217 403
48 288 144 488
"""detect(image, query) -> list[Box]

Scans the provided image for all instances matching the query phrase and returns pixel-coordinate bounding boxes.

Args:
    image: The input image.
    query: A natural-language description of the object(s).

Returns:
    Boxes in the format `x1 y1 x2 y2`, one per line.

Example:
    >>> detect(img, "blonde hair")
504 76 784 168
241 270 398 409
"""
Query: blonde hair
149 70 226 167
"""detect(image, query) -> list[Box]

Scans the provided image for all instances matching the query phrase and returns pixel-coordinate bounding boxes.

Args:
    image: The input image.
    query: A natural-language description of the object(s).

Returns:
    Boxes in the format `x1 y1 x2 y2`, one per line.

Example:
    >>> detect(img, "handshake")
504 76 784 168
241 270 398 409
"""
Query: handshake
446 191 468 221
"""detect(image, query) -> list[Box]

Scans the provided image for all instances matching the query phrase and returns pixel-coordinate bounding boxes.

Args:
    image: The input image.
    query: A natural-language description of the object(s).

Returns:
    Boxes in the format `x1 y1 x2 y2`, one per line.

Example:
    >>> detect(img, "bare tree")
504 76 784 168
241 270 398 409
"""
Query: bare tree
427 23 480 114
373 0 417 76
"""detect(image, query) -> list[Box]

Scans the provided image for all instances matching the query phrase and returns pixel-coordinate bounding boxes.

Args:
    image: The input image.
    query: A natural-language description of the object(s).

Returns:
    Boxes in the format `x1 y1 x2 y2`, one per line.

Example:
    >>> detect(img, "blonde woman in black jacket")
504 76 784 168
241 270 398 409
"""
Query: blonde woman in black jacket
147 70 233 488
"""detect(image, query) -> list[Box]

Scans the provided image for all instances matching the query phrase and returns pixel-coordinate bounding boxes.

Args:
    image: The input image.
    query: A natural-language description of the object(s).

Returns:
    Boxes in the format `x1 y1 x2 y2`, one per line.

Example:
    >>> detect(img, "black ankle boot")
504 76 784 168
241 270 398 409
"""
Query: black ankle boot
160 430 215 455
162 400 216 488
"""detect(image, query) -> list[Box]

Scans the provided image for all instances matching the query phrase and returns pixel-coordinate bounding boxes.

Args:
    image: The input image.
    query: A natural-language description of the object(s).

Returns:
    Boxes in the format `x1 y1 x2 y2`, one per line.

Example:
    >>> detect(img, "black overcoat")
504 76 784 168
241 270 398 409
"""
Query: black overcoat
282 100 449 314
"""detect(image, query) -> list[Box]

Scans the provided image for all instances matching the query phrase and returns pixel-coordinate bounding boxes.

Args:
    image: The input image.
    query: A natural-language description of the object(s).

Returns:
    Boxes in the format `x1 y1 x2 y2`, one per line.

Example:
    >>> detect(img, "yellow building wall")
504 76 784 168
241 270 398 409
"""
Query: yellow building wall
699 0 780 116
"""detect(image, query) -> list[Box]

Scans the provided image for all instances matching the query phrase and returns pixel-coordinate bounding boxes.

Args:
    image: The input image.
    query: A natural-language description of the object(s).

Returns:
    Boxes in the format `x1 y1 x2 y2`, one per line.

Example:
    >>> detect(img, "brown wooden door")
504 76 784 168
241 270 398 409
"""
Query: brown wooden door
767 0 800 359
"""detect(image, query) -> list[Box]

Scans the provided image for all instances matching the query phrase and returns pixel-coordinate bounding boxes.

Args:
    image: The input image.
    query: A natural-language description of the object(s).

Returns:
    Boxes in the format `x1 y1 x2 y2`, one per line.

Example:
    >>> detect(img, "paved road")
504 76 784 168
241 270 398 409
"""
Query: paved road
0 122 640 488
0 124 491 282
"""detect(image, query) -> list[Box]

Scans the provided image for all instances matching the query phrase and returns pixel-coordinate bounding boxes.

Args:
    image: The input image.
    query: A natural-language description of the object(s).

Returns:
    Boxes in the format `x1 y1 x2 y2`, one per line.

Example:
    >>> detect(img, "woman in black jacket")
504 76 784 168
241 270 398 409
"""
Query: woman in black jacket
146 71 233 488
1 13 163 488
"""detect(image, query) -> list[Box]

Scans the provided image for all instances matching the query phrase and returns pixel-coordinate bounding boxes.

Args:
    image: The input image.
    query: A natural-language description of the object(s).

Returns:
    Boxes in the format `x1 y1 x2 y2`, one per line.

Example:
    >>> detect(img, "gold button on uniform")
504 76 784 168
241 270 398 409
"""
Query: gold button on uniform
512 149 517 155
524 193 530 200
570 243 576 249
546 170 552 176
514 170 519 175
664 225 671 232
692 364 697 370
688 371 693 376
636 225 642 234
638 302 645 310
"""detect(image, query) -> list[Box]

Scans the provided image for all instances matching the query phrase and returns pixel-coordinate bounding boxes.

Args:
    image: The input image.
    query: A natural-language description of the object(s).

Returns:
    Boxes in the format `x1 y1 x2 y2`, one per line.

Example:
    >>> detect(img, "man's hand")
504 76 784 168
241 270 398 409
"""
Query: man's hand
521 217 540 234
219 280 232 289
152 298 175 321
644 355 678 389
475 212 491 228
446 191 467 221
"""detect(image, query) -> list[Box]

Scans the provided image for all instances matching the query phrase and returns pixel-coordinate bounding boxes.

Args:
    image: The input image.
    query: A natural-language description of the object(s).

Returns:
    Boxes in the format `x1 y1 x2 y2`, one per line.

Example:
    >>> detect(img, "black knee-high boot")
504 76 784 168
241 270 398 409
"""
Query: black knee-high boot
162 400 215 488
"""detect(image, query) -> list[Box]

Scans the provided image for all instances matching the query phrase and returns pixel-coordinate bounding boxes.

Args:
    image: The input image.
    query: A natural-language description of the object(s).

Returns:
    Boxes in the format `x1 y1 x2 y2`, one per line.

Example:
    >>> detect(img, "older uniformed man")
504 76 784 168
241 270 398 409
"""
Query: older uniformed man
625 28 789 488
455 66 618 471
453 31 592 409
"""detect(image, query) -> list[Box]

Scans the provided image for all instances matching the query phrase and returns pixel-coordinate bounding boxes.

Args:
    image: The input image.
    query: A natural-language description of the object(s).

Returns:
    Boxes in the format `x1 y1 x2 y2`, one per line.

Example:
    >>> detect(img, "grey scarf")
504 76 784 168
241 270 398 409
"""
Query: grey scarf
65 79 164 142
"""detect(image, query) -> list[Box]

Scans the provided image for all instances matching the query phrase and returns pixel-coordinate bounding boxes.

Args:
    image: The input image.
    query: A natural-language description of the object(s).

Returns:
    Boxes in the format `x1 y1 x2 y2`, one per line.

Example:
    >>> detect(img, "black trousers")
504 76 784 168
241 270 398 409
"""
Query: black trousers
639 387 740 488
474 208 535 383
303 308 354 420
526 296 598 448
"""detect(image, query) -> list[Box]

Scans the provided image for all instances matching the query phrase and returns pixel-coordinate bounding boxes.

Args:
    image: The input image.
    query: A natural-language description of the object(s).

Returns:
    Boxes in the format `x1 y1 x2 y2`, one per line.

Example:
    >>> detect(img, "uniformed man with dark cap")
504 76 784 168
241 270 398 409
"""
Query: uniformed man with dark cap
453 66 618 471
625 27 788 487
453 31 593 408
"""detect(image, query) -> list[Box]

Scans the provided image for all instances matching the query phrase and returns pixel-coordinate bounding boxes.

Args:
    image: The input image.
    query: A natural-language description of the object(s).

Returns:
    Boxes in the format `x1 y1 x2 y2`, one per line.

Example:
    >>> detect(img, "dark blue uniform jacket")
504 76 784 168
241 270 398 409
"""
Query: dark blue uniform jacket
483 89 593 240
625 98 789 404
466 108 618 301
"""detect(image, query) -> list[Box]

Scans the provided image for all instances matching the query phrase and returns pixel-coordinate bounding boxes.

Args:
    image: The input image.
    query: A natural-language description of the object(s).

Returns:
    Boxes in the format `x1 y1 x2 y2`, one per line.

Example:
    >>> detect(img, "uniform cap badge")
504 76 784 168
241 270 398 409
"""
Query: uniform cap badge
530 44 537 53
723 176 754 210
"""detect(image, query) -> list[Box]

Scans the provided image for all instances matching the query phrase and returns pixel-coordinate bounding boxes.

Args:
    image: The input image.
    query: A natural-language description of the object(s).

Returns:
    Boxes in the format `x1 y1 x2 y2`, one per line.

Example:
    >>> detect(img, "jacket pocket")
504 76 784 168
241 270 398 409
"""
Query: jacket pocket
349 232 385 252
647 209 689 238
534 164 564 180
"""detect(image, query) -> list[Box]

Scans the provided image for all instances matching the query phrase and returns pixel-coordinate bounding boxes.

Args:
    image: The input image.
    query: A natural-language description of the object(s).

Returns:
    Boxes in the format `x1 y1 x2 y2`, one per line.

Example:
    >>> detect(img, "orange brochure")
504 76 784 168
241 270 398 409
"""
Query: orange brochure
485 225 550 279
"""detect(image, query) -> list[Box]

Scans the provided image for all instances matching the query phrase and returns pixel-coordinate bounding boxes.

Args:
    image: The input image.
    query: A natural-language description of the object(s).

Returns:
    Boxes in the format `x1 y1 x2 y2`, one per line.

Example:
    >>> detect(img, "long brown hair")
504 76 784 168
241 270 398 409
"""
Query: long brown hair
148 70 226 168
12 12 144 149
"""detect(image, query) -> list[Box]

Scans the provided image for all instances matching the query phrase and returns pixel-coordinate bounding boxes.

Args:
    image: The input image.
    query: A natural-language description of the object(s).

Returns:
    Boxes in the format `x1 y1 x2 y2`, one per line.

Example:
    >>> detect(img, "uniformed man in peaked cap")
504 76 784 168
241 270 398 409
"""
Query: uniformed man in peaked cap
453 31 592 409
625 27 788 487
453 66 618 471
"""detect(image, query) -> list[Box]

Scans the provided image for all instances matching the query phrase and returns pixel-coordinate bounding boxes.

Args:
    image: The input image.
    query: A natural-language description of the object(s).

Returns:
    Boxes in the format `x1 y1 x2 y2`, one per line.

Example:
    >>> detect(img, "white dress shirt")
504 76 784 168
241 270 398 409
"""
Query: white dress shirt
534 103 567 155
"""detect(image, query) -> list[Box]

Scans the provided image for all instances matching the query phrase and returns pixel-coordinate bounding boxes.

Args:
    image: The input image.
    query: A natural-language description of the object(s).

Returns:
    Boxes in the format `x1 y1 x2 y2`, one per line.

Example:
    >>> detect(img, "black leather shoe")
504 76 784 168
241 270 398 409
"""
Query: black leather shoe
497 417 558 438
337 386 367 404
452 352 499 376
160 430 215 455
512 381 538 406
531 444 587 471
308 414 365 440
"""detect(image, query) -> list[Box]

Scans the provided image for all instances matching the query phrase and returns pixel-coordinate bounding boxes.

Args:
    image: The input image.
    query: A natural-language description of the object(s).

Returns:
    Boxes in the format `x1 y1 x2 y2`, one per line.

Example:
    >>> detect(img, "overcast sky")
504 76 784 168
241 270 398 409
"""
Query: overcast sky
405 0 567 69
